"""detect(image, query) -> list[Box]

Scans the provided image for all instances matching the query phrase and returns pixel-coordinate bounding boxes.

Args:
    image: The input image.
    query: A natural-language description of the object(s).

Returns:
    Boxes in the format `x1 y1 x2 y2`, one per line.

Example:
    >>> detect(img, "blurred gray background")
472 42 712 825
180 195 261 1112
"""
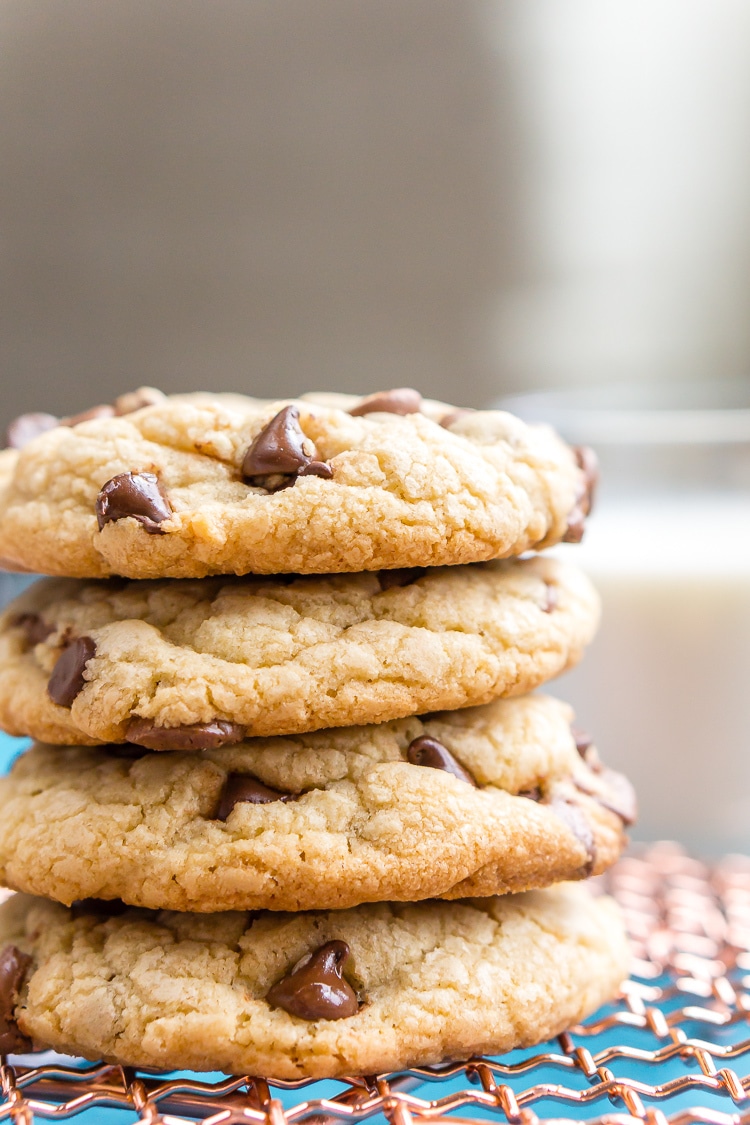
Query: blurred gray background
3 0 750 426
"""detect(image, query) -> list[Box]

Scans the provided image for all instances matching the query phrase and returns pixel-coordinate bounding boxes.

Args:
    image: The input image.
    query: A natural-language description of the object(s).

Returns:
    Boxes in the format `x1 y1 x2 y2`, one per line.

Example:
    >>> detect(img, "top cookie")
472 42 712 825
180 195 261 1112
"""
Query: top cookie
0 388 595 579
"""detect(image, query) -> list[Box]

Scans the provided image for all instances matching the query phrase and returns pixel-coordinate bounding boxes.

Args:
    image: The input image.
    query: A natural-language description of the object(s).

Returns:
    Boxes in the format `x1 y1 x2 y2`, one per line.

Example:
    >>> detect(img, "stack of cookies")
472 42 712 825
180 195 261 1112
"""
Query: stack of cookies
0 388 634 1079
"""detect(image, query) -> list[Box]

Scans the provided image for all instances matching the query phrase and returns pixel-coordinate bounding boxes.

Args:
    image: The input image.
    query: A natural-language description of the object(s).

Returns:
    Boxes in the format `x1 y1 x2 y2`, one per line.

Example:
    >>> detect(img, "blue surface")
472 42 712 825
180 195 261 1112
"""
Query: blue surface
0 732 29 775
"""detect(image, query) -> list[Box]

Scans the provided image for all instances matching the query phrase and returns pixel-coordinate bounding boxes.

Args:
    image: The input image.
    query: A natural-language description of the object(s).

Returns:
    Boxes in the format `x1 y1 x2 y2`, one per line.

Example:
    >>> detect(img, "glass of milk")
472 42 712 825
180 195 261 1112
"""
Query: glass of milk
501 380 750 855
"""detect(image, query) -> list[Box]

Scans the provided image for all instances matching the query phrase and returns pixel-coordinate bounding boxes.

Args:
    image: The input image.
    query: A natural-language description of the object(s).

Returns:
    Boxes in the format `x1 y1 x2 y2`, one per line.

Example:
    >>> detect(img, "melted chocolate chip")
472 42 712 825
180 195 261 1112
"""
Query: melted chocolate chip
242 406 312 475
47 636 97 708
0 945 33 1054
126 719 245 752
575 770 637 827
439 407 474 429
65 404 117 427
297 460 333 479
96 472 172 534
267 940 359 1020
11 613 54 647
562 446 599 544
550 797 597 875
114 387 165 415
349 388 423 417
406 736 476 785
572 727 593 757
5 412 60 450
215 773 293 820
377 568 426 591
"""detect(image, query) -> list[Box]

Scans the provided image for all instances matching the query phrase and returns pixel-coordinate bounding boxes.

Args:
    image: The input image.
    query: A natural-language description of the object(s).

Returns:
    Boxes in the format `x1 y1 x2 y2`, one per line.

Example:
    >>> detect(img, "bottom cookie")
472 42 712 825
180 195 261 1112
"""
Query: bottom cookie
0 884 629 1079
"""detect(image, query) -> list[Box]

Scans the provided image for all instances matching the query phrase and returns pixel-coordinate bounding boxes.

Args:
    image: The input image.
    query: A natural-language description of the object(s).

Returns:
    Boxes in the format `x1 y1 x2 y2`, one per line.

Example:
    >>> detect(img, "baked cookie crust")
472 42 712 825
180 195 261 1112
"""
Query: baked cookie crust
0 390 592 579
0 884 629 1079
0 558 599 744
0 695 633 912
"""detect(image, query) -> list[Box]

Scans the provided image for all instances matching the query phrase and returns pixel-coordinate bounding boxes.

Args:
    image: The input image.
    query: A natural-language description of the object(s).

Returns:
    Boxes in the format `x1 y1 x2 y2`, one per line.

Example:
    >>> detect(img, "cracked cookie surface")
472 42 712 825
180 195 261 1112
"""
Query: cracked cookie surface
0 883 629 1078
0 390 590 579
0 695 634 912
0 558 599 744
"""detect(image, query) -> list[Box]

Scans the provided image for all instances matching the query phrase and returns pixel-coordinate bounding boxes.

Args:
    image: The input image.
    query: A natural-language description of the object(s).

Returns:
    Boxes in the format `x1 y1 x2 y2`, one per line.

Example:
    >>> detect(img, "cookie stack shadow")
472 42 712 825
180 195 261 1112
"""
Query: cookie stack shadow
0 387 635 1079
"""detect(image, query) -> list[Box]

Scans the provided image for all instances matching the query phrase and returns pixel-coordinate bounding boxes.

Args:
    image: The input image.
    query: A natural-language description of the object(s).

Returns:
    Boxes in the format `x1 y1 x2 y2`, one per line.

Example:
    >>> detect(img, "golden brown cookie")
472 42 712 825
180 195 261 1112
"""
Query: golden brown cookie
0 695 634 911
0 884 629 1078
0 558 599 744
0 389 595 578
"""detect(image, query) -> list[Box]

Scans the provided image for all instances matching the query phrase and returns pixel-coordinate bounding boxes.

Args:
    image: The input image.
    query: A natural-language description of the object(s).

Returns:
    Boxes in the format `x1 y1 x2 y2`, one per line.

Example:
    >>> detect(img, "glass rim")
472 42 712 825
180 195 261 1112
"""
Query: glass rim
497 378 750 445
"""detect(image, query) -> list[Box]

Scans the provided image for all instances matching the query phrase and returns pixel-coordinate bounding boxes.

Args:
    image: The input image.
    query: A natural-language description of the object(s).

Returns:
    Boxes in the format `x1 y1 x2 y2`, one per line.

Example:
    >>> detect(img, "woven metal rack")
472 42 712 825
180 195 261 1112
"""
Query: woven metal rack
3 841 750 1125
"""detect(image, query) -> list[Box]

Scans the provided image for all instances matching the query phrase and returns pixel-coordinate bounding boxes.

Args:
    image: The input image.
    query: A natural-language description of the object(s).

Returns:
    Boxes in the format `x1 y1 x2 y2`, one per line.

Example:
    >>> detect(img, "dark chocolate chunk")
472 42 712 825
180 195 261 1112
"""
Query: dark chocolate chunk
0 945 33 1054
562 446 599 544
5 412 60 450
11 613 54 647
377 568 426 591
267 940 359 1020
297 460 333 479
439 407 474 429
126 719 245 752
242 406 319 481
215 773 293 820
349 388 423 417
575 770 637 827
406 736 476 786
47 636 97 708
65 404 117 427
550 797 597 875
96 472 172 534
571 727 593 757
114 388 164 415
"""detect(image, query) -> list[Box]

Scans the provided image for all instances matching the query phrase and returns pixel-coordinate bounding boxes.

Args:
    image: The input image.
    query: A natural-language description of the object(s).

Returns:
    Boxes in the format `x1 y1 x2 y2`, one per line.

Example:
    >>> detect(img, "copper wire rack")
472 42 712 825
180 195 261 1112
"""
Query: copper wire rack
4 841 750 1125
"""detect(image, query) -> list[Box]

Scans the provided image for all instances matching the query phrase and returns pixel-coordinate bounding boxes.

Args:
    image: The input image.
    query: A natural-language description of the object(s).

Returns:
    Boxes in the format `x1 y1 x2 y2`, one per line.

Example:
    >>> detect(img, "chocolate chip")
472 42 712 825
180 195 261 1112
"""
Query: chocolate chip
550 797 597 875
406 736 476 785
297 460 333 480
576 770 637 827
349 388 423 417
267 940 359 1020
0 945 33 1054
377 568 426 591
439 408 474 429
245 407 310 475
5 412 60 450
215 773 293 820
114 387 165 415
598 769 637 826
242 406 330 489
10 613 54 647
562 446 599 544
47 636 97 708
96 472 172 534
65 404 117 427
126 718 245 751
541 583 558 613
571 727 593 757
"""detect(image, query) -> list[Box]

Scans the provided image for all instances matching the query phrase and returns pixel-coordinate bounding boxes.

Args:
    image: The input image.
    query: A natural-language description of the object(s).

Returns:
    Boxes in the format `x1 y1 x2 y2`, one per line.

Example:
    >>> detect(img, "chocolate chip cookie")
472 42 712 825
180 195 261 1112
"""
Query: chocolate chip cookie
0 558 599 745
0 389 595 579
0 883 629 1078
0 695 634 911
